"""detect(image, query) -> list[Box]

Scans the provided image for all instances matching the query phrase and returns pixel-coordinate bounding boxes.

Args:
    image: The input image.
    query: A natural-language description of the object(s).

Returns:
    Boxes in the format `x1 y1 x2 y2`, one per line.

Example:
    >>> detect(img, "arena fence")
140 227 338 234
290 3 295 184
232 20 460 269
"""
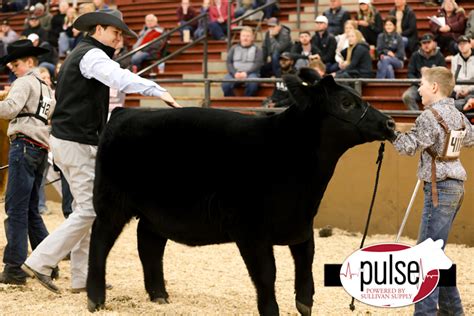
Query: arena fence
148 77 474 120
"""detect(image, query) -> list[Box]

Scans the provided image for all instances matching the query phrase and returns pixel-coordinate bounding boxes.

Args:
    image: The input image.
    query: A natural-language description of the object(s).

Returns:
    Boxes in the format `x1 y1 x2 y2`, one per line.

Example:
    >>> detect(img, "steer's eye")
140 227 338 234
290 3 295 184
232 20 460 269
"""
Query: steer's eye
341 100 353 110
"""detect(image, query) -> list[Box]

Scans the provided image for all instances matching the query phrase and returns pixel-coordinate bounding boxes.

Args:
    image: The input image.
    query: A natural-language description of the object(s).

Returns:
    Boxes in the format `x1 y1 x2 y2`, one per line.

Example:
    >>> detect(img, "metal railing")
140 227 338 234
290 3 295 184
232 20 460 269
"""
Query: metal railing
145 77 474 120
116 12 209 78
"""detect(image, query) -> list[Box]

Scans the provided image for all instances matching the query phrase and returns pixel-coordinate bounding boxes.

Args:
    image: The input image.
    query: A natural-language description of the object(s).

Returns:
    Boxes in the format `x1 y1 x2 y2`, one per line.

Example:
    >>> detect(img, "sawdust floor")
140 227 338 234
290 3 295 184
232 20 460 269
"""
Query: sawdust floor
0 202 473 315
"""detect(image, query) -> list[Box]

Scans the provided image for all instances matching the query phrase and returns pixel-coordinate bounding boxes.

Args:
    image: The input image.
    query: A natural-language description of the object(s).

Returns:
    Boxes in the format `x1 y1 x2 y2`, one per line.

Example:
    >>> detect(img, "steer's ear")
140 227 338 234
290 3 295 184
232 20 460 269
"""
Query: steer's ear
297 67 322 85
283 74 313 109
317 75 338 90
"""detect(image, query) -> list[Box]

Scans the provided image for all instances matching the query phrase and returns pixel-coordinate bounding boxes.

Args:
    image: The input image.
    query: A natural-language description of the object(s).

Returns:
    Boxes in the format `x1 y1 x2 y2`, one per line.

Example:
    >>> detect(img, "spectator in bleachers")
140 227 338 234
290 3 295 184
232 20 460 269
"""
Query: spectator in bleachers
1 0 27 12
78 2 95 15
429 0 466 55
50 0 69 49
235 0 252 19
388 0 418 54
22 15 49 43
28 33 58 77
376 16 405 79
334 20 362 73
333 29 372 78
253 0 279 20
92 0 109 11
309 59 327 77
0 21 19 56
261 17 292 77
451 35 474 110
177 0 198 42
291 31 320 70
356 0 382 46
402 33 446 110
131 14 166 72
194 0 211 39
323 0 351 36
222 26 262 96
466 10 474 40
311 16 337 74
208 0 234 40
58 6 77 57
33 3 52 31
262 52 297 108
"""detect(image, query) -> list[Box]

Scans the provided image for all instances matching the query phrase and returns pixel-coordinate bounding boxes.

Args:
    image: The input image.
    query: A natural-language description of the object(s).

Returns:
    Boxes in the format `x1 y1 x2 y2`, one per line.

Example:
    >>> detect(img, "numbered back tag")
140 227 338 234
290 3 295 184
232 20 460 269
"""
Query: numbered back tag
443 129 466 159
37 96 52 121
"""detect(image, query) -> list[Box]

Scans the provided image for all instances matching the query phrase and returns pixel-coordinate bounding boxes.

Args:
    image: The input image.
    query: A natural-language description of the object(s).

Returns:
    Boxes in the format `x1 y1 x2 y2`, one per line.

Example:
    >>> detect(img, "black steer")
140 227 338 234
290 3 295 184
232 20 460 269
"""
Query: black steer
87 70 396 315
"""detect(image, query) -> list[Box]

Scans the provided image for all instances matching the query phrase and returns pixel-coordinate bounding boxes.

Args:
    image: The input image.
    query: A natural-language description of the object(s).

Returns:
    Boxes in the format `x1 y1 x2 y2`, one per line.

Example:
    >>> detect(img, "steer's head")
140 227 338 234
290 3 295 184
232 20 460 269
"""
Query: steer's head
284 68 396 145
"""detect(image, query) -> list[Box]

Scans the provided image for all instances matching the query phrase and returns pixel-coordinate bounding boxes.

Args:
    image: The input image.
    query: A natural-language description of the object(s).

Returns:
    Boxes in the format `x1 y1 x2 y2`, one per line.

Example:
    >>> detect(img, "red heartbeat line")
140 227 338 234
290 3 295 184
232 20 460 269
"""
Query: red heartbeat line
340 258 439 286
340 262 359 279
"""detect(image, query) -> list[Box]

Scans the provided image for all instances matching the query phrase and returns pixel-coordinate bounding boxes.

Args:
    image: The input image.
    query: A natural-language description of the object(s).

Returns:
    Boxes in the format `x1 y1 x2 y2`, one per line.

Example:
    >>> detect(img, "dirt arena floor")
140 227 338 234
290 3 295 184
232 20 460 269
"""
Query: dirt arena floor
0 201 473 316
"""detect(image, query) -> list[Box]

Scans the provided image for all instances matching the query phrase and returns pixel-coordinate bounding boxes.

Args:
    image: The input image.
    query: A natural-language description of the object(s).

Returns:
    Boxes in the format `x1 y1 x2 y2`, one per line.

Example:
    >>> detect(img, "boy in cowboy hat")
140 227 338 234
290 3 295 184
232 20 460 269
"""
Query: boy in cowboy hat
22 9 180 294
0 39 56 285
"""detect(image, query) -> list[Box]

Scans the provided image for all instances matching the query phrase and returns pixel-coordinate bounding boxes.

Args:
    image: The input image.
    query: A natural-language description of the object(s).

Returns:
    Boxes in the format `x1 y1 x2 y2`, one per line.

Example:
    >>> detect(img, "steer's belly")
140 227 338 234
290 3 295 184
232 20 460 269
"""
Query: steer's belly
138 206 233 246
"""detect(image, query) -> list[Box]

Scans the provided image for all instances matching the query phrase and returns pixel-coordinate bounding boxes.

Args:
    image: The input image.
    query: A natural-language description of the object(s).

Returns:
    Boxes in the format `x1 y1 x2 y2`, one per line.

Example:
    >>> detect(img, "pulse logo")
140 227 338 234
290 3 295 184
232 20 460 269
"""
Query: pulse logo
340 239 452 307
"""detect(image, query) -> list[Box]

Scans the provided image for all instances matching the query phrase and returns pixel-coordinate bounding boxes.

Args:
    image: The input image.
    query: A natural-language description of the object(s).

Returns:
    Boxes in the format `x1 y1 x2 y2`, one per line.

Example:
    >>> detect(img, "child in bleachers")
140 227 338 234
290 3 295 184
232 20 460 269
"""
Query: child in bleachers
376 16 405 79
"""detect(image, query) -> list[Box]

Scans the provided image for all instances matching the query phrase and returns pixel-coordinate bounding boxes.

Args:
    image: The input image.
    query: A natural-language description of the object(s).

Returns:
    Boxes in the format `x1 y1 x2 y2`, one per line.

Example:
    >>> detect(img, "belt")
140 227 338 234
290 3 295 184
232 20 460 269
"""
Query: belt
10 133 49 151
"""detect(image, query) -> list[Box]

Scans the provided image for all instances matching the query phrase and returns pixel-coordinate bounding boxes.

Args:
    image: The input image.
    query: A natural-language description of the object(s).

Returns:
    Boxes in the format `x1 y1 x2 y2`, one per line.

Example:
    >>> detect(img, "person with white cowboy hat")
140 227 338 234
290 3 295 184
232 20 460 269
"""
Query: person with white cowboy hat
22 9 181 294
0 39 56 286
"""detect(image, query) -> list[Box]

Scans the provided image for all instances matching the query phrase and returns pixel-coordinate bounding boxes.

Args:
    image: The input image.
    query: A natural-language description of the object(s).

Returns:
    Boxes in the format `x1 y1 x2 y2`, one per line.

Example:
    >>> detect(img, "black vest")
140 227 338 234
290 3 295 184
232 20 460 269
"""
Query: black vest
52 36 115 145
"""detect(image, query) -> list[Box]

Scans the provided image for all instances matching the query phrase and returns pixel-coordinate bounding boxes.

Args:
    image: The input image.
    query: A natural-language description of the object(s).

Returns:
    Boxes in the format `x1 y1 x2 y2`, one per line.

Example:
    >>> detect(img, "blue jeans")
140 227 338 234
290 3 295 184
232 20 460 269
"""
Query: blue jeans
131 51 151 68
376 56 403 79
402 85 421 111
261 51 282 77
3 139 49 278
222 72 260 96
208 21 227 40
414 179 464 316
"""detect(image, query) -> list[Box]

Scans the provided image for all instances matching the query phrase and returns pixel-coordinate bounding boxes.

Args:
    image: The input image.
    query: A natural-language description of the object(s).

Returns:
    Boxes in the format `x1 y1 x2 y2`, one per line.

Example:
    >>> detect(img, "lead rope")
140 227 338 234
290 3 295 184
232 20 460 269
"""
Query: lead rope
349 142 385 312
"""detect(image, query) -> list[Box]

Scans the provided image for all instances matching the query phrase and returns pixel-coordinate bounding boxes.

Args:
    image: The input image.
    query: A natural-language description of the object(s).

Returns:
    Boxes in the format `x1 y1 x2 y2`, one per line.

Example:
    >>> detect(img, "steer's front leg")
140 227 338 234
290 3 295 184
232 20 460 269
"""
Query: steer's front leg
235 240 278 316
289 232 315 316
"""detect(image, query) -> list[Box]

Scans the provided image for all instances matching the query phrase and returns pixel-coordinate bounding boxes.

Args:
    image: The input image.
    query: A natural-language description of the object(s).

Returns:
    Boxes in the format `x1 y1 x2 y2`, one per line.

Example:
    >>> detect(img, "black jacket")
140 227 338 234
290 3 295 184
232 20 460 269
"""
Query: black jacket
357 9 383 46
323 6 351 36
310 30 337 64
290 41 320 61
407 47 446 83
52 36 115 145
262 25 292 61
388 5 418 54
338 42 373 78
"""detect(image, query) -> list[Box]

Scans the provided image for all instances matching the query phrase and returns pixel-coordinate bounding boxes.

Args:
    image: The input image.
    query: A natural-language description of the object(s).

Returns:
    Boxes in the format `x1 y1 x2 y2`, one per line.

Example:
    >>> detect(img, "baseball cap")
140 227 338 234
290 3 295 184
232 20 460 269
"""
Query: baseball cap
314 15 328 24
267 17 279 26
28 15 39 20
27 33 40 42
279 52 293 60
457 35 470 43
359 0 371 4
420 33 434 43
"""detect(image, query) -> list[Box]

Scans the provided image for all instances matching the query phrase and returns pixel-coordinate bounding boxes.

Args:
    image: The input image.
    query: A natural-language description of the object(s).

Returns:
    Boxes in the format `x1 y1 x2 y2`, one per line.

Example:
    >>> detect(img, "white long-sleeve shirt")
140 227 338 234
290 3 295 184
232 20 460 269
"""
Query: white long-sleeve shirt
79 48 167 97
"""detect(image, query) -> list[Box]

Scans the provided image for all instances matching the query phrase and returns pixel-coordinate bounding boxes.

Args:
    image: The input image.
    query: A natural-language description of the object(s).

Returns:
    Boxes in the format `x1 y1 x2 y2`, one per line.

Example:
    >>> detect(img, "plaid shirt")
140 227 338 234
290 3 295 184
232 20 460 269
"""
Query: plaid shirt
392 98 474 182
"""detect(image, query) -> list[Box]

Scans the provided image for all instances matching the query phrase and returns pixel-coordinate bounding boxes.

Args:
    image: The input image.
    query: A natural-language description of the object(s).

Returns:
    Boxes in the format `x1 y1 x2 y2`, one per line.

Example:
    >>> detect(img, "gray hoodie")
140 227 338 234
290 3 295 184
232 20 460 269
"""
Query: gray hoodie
0 68 55 147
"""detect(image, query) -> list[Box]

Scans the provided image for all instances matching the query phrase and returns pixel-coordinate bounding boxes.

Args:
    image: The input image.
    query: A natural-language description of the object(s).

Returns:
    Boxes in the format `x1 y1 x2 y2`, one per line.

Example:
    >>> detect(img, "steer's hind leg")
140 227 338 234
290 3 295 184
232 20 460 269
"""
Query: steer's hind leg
289 232 315 316
87 215 127 312
236 240 278 316
137 218 169 303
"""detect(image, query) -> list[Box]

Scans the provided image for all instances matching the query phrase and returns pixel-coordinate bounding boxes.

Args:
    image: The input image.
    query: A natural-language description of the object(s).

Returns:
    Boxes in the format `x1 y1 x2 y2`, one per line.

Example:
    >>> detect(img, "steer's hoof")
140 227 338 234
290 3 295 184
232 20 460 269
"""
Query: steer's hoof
296 300 312 316
152 297 169 304
87 298 105 312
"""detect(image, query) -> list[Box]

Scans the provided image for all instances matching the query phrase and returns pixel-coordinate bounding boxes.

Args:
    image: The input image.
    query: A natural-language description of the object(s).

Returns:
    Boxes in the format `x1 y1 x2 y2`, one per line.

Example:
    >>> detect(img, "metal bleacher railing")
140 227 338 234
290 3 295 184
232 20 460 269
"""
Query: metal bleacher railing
147 77 474 120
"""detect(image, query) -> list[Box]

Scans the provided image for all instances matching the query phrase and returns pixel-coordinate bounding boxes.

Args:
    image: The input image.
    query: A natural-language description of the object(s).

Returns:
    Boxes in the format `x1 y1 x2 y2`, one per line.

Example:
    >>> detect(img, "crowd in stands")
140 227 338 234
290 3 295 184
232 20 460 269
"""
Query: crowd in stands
214 0 473 113
0 0 473 114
